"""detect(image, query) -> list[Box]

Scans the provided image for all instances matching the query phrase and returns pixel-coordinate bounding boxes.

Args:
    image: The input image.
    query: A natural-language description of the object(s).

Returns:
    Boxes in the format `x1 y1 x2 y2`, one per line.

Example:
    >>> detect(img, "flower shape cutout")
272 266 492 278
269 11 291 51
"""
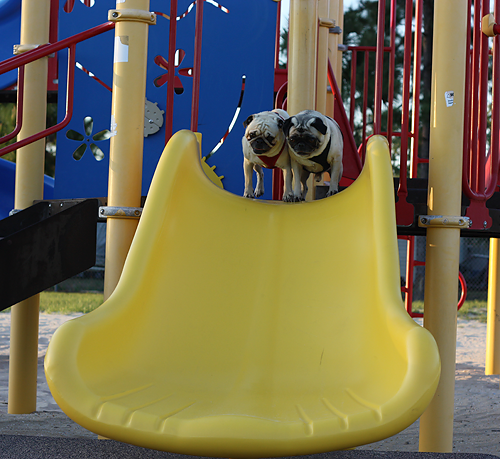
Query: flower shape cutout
153 49 193 94
66 116 111 162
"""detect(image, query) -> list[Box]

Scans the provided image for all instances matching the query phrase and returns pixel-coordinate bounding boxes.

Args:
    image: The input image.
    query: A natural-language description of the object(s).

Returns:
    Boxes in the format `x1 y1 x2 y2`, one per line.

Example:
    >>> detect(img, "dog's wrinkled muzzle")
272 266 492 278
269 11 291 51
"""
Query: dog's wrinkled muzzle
289 134 319 154
250 136 275 153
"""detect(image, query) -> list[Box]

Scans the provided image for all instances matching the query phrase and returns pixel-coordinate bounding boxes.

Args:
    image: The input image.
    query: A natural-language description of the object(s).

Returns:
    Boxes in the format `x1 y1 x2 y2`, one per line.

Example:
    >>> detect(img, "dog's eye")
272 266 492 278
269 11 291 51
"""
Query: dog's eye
248 132 257 139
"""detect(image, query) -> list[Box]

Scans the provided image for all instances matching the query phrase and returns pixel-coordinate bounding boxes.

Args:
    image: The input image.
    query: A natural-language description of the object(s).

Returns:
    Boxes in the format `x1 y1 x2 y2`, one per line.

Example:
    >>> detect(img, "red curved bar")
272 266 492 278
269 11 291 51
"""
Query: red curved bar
0 22 115 158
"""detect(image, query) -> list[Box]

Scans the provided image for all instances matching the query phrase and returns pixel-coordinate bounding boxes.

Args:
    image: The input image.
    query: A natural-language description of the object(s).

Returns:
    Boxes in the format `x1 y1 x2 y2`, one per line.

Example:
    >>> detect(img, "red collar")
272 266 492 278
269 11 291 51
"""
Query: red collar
257 142 286 169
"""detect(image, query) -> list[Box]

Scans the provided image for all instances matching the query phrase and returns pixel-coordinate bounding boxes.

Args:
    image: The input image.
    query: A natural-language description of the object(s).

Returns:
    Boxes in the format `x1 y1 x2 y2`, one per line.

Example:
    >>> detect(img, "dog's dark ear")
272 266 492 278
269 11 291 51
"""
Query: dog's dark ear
311 117 328 135
243 115 254 128
282 117 293 137
276 117 284 129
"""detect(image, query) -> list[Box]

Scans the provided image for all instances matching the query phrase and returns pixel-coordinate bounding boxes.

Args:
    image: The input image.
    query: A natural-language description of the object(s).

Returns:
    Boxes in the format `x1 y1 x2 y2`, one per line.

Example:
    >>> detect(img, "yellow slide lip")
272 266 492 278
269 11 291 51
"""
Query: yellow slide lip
45 132 439 457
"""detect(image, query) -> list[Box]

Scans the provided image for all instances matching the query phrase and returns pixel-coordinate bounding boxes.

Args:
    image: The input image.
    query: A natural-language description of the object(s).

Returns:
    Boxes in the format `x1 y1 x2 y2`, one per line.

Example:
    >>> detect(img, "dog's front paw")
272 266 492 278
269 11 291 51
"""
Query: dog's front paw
282 193 295 202
243 191 255 199
254 187 264 198
326 189 338 197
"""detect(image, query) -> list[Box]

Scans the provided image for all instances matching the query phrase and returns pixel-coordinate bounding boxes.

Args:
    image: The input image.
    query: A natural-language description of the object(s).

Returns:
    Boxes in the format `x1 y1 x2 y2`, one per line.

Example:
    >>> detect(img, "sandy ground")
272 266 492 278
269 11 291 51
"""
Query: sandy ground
0 313 499 456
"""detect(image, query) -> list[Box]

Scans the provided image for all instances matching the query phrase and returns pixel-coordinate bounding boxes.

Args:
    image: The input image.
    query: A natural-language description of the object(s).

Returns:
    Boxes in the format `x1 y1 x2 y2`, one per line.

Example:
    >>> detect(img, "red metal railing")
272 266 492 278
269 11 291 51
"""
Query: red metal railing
462 0 500 230
0 21 116 157
161 1 205 142
0 66 24 145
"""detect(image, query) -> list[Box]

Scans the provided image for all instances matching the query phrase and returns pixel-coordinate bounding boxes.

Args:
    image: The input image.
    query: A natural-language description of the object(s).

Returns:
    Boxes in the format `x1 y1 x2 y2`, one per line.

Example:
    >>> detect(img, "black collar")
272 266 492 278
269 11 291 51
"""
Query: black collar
303 137 332 172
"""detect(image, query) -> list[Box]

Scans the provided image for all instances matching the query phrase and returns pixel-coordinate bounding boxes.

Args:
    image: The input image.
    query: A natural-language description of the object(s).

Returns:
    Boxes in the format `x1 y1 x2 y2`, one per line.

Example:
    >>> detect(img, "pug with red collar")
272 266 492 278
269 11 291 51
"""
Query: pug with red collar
283 110 344 201
242 109 294 202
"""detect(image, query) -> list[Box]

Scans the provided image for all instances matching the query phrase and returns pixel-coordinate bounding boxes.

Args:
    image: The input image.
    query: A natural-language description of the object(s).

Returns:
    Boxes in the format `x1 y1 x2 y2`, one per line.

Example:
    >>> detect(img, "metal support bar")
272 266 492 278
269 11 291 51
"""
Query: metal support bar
108 9 156 25
13 44 46 55
104 0 152 301
8 0 51 416
319 18 335 28
418 215 471 228
99 206 142 219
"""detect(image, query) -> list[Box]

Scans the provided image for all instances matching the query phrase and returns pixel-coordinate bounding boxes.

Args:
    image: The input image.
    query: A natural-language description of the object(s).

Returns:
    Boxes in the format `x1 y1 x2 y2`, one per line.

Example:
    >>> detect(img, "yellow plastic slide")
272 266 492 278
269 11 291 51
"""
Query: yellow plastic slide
45 132 440 457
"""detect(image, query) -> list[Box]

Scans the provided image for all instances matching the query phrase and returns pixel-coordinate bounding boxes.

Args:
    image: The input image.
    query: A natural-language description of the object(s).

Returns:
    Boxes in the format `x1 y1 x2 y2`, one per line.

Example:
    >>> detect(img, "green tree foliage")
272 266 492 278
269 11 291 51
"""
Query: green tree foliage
0 103 16 163
0 101 57 177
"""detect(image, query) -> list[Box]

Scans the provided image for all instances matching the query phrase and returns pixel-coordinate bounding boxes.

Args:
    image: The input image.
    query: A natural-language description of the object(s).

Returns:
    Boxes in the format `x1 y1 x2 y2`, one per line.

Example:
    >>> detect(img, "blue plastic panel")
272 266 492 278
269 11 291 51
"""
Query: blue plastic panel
0 158 54 220
54 0 277 200
0 0 21 89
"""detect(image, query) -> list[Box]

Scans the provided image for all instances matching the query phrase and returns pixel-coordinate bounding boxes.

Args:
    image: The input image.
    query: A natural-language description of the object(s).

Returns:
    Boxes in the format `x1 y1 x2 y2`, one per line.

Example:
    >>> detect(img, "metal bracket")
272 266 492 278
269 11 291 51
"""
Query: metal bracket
319 18 335 28
482 13 497 37
99 206 143 219
418 215 471 229
108 9 156 25
330 26 343 34
13 44 46 55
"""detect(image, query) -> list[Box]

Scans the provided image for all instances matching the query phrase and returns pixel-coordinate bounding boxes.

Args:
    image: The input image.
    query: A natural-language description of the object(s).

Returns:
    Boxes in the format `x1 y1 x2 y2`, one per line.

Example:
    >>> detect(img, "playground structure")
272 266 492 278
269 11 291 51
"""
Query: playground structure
0 0 499 455
45 132 440 456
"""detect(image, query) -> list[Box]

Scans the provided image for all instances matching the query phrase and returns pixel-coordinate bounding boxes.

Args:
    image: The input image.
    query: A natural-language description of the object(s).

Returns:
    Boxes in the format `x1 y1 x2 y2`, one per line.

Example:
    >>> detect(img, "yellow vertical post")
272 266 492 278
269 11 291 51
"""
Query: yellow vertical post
103 1 155 300
418 0 468 452
327 0 343 115
8 0 51 415
316 0 331 115
486 239 500 378
288 0 318 115
288 0 318 201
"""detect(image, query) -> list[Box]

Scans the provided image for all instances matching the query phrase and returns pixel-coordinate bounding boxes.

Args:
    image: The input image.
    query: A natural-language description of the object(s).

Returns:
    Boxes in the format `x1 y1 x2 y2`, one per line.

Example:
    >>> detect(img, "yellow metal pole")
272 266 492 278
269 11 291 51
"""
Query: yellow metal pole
103 1 155 300
316 0 331 114
327 0 344 110
8 0 51 415
486 239 500 378
418 0 468 452
288 0 318 201
288 0 318 115
332 0 343 87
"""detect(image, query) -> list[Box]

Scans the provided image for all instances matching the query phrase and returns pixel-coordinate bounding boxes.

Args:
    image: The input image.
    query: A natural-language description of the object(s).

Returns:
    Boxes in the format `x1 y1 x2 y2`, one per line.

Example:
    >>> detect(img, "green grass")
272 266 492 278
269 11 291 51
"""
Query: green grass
411 299 488 323
39 291 104 314
1 291 104 315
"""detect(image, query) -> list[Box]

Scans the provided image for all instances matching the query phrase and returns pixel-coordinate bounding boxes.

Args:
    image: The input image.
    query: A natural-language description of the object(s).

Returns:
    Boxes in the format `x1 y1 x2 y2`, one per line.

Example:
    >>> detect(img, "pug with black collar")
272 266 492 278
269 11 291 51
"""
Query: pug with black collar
283 110 344 201
242 109 294 202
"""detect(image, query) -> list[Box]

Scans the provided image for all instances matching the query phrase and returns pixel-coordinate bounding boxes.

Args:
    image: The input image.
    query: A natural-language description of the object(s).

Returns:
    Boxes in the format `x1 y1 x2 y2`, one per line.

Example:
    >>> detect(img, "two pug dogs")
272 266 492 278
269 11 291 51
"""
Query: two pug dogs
242 109 343 201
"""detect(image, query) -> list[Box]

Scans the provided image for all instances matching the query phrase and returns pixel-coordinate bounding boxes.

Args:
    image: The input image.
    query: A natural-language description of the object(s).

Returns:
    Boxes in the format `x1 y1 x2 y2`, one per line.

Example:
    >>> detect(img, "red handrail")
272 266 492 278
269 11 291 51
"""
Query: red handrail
0 66 24 146
373 0 385 134
190 0 204 133
0 21 115 157
164 1 178 144
0 45 76 158
462 0 500 229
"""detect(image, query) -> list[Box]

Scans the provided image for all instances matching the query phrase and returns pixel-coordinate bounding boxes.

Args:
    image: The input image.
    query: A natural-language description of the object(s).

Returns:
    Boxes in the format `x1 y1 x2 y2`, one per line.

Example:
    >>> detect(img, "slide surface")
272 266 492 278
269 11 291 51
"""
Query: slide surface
45 132 440 457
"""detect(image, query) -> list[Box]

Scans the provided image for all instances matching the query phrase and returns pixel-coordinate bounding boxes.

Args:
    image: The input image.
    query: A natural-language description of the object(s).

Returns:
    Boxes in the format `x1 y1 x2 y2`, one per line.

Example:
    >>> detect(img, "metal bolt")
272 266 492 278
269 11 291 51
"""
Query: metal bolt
484 221 488 228
112 11 119 18
420 217 428 225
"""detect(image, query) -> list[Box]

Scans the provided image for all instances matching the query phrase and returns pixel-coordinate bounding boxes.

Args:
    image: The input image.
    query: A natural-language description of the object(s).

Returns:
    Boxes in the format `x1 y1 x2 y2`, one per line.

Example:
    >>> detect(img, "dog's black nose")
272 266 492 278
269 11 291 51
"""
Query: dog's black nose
251 138 269 152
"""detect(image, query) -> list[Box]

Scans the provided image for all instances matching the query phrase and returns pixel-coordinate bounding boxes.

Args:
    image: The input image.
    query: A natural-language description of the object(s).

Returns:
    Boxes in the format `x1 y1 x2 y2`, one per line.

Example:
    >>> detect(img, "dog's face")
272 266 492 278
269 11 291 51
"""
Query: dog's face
282 110 329 156
243 111 285 155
